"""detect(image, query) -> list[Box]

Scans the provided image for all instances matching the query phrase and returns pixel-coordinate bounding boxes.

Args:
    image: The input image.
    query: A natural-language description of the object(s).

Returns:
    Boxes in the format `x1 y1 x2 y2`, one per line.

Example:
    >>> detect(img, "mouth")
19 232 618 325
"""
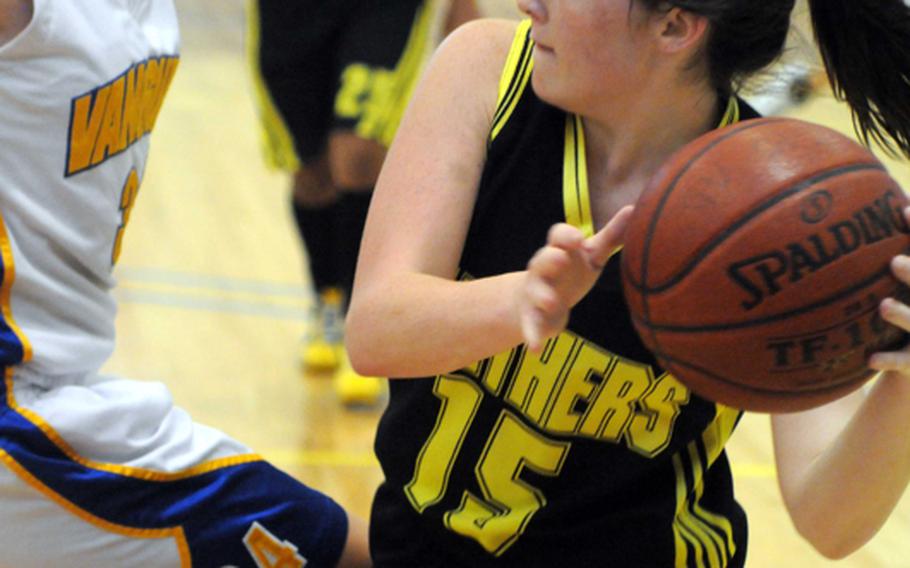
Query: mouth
530 31 554 54
533 41 554 55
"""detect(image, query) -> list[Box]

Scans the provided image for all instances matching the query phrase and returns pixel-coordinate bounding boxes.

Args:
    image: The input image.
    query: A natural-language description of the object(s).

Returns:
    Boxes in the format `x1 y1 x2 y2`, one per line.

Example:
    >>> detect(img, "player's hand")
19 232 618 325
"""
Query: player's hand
517 206 634 352
869 207 910 376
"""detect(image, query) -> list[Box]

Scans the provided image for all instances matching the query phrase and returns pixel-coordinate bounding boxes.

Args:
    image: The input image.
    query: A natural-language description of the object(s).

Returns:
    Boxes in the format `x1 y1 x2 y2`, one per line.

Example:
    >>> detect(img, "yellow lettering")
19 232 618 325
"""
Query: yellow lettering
405 375 483 512
506 337 578 424
480 348 517 395
145 57 179 131
141 58 163 133
628 373 690 456
578 358 651 442
91 76 126 165
66 56 179 176
544 343 611 434
121 65 145 147
356 68 395 140
445 412 569 556
111 169 140 264
67 88 111 174
335 64 371 118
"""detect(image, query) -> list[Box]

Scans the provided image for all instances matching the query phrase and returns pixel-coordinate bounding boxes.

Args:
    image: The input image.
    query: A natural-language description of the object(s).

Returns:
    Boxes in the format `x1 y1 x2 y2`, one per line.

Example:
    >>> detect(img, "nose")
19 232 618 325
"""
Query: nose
516 0 546 22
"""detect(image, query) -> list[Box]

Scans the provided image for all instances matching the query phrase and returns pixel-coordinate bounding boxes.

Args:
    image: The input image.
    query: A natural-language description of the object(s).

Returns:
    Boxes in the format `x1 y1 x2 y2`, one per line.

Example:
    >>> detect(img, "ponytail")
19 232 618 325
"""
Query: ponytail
808 0 910 158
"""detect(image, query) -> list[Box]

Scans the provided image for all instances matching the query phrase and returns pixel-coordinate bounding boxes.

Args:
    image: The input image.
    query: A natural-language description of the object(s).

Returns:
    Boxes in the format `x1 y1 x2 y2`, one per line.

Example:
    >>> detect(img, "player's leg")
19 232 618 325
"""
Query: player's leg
326 0 437 407
325 135 385 407
248 0 347 372
292 156 346 372
0 373 368 567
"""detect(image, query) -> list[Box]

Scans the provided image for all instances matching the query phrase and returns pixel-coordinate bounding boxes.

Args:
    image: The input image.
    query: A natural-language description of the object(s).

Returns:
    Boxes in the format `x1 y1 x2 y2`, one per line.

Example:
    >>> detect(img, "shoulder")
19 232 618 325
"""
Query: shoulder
413 18 521 130
438 17 519 59
431 19 520 93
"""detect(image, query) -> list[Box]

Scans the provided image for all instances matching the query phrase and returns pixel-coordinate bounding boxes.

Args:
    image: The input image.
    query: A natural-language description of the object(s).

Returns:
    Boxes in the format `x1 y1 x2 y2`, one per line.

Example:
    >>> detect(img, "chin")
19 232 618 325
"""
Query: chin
530 72 559 105
530 72 576 113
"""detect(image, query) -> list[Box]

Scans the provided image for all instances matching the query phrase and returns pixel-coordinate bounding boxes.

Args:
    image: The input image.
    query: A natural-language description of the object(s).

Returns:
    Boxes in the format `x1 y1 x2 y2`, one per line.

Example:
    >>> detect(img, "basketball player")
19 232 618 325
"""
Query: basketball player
248 0 479 407
345 0 910 565
0 0 369 565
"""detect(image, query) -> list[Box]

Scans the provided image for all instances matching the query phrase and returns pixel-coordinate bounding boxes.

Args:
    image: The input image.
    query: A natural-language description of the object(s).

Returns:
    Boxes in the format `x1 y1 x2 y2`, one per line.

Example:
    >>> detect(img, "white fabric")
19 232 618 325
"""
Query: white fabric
0 463 184 568
13 375 252 471
0 2 242 563
0 0 180 379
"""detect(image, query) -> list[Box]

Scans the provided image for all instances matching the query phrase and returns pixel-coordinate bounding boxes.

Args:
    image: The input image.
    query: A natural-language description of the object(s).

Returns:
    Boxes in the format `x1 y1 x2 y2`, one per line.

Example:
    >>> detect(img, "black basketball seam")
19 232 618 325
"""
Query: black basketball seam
630 262 895 332
623 118 787 291
631 162 888 295
635 118 789 363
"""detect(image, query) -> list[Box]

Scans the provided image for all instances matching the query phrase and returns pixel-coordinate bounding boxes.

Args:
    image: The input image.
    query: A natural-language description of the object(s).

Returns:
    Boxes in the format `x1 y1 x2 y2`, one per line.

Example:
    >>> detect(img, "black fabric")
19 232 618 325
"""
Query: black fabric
371 36 761 566
337 189 373 305
255 0 424 159
292 198 341 293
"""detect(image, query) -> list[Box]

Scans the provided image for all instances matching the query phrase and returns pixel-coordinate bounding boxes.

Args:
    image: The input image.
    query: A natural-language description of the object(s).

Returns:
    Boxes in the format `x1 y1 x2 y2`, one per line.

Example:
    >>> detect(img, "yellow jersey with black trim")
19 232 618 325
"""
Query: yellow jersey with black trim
0 0 179 379
372 20 760 567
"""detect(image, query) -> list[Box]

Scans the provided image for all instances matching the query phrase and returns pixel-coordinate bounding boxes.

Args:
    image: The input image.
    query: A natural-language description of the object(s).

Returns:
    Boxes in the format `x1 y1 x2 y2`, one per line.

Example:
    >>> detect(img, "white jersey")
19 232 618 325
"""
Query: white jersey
0 3 351 565
0 0 180 382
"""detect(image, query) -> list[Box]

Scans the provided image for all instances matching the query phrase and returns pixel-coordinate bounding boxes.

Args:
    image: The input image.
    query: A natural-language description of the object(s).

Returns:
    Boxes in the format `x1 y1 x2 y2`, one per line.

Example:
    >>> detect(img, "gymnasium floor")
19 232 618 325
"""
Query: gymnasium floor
103 1 910 566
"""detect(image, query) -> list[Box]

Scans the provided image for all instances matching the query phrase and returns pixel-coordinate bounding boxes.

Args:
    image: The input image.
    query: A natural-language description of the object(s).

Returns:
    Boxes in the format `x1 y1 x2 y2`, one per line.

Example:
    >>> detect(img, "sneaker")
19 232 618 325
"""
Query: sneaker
301 287 344 372
334 353 387 408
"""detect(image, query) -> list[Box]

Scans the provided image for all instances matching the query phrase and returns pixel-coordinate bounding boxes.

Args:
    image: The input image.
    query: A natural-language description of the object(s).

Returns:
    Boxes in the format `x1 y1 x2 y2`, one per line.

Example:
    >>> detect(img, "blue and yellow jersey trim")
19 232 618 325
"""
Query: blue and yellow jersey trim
0 220 265 563
0 368 270 566
0 212 31 366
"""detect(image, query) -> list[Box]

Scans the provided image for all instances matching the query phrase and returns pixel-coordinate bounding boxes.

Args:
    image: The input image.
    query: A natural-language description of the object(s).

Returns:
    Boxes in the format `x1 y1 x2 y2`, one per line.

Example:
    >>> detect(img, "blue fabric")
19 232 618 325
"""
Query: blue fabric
0 376 348 567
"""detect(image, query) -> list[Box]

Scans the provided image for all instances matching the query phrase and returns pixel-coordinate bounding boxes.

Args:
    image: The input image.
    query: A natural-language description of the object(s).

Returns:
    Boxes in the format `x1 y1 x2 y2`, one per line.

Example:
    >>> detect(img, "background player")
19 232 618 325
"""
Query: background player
346 0 910 565
248 0 479 407
0 0 370 565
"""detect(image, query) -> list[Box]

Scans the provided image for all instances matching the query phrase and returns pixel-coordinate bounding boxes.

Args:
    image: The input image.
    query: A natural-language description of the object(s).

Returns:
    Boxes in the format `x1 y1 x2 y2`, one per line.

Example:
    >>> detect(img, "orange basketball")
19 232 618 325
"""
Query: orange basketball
621 118 910 412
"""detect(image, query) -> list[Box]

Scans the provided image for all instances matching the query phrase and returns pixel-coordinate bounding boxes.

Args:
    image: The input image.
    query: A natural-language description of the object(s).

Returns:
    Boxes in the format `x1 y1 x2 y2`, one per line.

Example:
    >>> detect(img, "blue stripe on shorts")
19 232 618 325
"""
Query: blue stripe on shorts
0 374 348 567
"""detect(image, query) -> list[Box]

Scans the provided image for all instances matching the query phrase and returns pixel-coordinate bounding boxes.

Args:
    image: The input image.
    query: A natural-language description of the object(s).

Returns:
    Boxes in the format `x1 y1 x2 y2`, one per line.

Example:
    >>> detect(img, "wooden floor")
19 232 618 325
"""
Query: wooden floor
103 1 910 565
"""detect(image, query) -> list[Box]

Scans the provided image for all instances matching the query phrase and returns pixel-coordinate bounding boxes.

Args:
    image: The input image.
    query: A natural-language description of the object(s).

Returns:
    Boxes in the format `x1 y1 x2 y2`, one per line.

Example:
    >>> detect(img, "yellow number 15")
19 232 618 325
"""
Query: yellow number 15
405 375 570 556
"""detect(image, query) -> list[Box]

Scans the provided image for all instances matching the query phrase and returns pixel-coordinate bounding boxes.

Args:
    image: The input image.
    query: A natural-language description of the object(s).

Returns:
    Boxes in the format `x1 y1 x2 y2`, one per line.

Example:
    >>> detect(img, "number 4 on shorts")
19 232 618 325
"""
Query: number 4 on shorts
243 521 307 568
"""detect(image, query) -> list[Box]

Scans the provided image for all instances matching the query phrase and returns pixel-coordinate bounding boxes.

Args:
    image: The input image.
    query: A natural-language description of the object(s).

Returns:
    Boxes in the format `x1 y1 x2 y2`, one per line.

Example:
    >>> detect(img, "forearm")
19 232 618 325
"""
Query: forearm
784 373 910 558
346 271 526 378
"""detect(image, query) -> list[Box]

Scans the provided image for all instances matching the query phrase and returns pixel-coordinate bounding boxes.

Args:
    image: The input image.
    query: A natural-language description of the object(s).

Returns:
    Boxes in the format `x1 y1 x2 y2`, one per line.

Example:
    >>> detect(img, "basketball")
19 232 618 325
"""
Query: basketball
621 117 910 413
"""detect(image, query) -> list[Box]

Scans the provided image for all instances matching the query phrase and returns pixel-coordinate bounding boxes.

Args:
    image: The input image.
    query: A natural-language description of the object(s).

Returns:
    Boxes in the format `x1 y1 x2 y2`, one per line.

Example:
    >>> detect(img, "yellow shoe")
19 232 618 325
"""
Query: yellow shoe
301 340 342 372
334 357 386 408
301 288 344 372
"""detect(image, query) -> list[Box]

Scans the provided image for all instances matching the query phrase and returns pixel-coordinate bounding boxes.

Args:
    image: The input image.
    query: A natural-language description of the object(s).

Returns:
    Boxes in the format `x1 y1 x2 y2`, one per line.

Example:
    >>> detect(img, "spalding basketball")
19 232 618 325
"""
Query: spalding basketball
621 117 909 413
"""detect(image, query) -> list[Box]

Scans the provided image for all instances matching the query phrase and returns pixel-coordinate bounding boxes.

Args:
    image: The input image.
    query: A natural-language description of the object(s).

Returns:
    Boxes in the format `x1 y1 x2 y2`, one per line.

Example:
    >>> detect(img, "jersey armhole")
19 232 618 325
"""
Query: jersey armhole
489 19 534 142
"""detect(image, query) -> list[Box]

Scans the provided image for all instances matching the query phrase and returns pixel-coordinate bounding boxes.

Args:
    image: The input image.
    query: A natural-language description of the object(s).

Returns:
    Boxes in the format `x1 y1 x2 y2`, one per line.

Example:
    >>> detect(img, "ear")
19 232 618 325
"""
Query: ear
654 7 710 54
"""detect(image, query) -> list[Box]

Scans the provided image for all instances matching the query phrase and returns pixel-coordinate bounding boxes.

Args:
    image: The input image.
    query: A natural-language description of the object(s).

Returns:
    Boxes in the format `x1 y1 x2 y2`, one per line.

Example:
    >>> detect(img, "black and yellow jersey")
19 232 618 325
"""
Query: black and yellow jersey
372 20 761 568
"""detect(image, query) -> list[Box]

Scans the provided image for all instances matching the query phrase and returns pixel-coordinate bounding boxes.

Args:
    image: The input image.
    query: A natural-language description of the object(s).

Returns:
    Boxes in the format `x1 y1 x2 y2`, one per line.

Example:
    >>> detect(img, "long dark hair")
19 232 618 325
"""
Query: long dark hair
638 0 910 158
808 0 910 158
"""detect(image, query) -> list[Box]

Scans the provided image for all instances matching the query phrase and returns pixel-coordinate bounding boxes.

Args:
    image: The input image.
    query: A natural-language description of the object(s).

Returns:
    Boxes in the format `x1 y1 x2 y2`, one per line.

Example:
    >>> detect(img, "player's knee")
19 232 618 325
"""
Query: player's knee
292 158 336 206
328 133 386 189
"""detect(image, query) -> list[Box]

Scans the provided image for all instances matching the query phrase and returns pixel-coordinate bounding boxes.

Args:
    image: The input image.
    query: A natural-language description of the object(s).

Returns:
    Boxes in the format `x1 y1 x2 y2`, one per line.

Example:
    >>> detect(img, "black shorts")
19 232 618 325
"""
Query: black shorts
250 0 431 169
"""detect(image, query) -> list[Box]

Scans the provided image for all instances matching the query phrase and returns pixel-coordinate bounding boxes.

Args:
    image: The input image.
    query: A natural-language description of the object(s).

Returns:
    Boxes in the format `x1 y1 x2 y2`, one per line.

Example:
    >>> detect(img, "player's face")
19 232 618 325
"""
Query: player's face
517 0 660 115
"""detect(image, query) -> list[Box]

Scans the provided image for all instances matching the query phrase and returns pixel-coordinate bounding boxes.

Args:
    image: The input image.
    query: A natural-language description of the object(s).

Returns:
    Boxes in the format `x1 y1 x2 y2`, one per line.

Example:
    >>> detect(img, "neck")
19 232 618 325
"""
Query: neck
582 80 722 188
